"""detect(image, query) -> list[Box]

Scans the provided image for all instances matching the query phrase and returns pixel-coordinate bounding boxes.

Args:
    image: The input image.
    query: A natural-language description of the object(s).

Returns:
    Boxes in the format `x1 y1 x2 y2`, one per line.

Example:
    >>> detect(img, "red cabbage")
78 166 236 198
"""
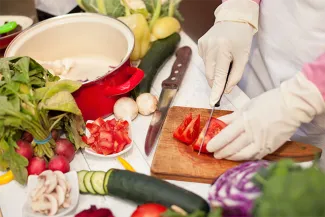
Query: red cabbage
208 161 269 217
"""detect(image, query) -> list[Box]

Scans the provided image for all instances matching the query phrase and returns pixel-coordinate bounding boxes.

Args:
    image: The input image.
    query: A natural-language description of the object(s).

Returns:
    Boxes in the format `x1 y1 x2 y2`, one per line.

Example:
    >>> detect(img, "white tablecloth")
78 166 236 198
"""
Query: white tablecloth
0 31 250 217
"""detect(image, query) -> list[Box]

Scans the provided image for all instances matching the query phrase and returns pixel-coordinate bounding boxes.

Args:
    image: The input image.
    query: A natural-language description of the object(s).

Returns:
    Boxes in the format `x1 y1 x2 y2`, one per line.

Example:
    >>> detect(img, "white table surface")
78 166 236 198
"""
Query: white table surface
0 31 251 217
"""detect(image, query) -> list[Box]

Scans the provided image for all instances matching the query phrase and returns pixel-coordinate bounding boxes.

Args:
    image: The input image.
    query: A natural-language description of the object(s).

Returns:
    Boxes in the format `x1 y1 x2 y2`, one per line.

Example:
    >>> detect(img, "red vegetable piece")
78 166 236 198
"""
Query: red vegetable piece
107 119 117 128
87 136 96 144
123 132 132 144
86 123 100 134
192 118 227 153
114 131 125 144
115 120 129 131
82 135 88 144
173 113 192 142
131 203 167 217
94 117 105 126
99 131 113 142
115 142 127 153
97 139 114 155
113 141 119 152
93 132 100 138
180 114 201 144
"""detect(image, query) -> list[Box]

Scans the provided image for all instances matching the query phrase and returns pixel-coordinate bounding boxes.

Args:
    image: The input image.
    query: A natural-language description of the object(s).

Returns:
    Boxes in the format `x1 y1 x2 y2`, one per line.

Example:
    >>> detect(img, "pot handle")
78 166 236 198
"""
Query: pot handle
105 67 144 96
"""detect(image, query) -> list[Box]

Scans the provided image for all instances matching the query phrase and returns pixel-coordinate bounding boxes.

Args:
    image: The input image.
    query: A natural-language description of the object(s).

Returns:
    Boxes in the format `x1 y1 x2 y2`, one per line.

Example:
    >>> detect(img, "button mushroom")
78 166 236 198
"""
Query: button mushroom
55 185 65 207
136 93 158 115
31 196 52 212
44 194 58 216
114 97 139 120
53 171 65 181
39 170 57 194
31 177 46 201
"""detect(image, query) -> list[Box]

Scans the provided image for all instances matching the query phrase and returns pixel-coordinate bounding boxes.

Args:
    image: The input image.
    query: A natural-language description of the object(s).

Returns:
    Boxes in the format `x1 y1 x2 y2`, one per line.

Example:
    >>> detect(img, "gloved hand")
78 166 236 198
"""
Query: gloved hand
206 72 325 160
198 0 259 106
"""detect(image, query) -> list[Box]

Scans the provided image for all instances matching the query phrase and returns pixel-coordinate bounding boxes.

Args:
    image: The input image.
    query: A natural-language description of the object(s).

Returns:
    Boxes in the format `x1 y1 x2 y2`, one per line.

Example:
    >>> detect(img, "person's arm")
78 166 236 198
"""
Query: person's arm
303 53 325 100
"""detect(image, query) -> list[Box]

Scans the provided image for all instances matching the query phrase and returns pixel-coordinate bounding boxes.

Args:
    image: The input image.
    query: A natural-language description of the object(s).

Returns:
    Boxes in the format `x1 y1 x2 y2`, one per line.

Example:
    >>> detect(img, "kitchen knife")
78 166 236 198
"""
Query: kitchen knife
198 62 233 155
145 46 192 156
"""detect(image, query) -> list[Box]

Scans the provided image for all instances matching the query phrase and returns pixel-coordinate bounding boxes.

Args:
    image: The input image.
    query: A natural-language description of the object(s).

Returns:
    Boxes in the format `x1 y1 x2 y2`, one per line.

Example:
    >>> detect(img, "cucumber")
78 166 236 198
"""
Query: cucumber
105 169 210 213
77 170 88 193
90 171 106 195
131 32 181 98
84 171 96 194
103 170 113 194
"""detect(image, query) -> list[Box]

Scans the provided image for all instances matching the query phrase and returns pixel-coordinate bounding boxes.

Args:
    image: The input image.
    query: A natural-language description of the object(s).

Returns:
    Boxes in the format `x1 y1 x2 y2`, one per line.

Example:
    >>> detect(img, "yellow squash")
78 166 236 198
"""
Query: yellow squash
0 170 14 185
151 16 181 40
118 14 151 61
117 156 135 172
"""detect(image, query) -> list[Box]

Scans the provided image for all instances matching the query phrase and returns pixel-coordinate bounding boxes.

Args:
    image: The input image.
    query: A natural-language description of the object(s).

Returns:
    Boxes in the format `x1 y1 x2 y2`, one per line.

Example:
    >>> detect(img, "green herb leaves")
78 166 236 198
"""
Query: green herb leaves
253 160 325 217
0 56 85 185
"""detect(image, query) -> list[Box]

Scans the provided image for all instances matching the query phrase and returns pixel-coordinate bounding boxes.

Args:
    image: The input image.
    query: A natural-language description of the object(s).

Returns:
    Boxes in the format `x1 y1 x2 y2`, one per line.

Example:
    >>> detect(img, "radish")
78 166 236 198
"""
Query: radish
22 132 33 143
16 140 34 160
27 157 47 175
48 156 70 173
55 139 75 162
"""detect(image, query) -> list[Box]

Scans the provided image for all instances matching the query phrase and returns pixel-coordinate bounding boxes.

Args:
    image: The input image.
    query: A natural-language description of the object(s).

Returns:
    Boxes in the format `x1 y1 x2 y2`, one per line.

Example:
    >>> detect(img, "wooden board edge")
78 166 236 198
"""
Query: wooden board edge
264 154 320 162
151 169 215 184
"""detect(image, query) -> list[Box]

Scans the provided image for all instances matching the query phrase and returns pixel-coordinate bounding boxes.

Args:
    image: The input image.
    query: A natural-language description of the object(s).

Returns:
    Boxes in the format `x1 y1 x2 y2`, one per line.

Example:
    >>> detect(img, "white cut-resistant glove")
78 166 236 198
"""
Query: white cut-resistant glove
198 0 259 106
206 72 325 160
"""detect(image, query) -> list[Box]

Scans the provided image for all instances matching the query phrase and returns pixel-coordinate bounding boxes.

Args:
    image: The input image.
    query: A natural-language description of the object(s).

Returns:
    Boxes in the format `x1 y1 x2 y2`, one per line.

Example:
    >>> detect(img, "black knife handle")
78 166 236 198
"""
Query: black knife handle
162 46 192 89
215 62 233 107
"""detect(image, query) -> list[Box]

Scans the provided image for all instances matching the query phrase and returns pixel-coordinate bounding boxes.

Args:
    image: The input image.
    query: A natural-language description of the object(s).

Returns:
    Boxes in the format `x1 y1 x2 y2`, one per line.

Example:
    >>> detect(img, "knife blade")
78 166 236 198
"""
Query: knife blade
145 46 192 156
198 62 233 155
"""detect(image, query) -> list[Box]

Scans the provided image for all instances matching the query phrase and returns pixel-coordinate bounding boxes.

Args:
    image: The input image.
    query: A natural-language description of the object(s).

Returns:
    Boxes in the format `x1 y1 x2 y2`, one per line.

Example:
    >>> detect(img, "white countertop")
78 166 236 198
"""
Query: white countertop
0 31 251 217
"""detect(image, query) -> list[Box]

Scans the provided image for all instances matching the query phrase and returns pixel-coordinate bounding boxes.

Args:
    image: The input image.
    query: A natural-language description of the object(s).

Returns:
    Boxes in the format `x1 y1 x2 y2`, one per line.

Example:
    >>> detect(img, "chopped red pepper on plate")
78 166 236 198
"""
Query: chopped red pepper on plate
84 117 131 155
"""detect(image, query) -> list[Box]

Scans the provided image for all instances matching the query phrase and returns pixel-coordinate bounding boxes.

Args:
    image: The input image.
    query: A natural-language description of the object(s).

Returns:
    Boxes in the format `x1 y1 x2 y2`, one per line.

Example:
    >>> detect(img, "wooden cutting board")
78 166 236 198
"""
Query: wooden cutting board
151 106 322 184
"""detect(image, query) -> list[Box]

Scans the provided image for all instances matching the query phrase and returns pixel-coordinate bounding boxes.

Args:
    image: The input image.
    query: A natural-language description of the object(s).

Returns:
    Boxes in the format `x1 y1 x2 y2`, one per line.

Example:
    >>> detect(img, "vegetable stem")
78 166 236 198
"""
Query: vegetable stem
168 0 175 17
149 0 162 29
254 174 267 186
121 0 131 16
49 114 66 131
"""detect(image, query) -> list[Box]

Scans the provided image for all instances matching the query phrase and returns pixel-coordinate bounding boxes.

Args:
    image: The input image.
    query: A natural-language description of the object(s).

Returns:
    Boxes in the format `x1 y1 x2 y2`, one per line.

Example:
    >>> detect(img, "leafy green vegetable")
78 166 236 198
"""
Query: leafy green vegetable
80 0 125 17
3 138 29 184
41 91 82 115
252 159 303 189
0 56 85 184
63 114 86 150
252 160 325 217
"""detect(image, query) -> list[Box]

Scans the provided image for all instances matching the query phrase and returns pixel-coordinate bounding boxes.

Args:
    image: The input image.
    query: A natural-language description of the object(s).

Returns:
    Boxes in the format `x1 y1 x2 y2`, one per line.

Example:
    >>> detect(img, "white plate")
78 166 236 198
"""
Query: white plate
0 15 33 31
22 171 79 217
84 115 133 158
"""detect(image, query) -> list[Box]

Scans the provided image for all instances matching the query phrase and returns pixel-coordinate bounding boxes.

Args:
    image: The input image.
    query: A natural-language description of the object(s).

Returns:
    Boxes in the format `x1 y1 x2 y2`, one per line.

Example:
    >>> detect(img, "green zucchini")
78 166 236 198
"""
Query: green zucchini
77 170 88 193
131 32 181 98
105 169 210 214
90 171 106 195
84 171 96 194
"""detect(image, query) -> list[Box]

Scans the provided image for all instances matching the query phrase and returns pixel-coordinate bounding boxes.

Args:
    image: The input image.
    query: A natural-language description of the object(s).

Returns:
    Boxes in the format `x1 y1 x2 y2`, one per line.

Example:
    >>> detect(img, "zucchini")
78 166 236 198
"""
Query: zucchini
131 32 181 98
84 171 96 194
77 170 88 193
90 171 106 195
105 169 210 213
